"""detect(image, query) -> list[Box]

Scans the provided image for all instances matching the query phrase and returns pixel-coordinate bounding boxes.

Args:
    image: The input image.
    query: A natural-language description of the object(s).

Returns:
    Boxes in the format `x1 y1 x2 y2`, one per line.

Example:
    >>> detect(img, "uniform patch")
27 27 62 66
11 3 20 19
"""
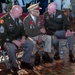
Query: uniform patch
57 15 62 18
9 24 13 26
0 19 4 24
0 26 4 33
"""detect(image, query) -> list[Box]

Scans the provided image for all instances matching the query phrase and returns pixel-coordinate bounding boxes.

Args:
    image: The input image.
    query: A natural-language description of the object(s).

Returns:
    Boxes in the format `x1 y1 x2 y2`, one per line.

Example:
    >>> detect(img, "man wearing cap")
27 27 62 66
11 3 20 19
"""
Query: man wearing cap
44 2 75 63
0 5 34 74
23 3 53 66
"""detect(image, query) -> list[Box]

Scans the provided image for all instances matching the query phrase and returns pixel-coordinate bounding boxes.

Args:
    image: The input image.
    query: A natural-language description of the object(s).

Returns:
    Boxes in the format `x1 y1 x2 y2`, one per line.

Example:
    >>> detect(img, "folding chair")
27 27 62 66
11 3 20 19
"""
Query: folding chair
0 46 10 70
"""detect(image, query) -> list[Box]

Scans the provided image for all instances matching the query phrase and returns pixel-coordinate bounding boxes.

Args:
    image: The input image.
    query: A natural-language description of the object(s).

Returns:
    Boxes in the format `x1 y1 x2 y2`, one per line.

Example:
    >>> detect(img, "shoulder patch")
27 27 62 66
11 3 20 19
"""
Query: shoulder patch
0 19 4 24
64 11 67 16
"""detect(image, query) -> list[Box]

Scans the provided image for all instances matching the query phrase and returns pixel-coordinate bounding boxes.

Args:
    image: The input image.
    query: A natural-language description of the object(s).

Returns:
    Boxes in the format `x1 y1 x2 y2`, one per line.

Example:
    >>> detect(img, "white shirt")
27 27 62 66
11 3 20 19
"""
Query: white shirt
30 14 36 23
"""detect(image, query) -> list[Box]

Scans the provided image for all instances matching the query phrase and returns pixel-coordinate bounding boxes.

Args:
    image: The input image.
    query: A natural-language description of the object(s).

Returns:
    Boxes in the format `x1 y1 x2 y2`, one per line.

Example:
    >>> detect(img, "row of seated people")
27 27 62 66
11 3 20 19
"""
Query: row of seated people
0 2 75 75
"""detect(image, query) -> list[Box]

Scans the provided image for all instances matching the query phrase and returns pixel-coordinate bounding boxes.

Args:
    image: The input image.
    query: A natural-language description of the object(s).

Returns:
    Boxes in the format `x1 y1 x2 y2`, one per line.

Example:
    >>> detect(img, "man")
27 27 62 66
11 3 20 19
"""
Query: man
17 0 32 13
23 3 53 66
4 0 12 12
0 5 34 74
44 2 75 63
0 0 6 13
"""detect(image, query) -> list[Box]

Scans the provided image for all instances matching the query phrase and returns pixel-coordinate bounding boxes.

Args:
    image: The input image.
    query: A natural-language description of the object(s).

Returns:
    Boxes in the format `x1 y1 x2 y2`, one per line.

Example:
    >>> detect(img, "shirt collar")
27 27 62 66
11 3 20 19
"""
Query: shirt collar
9 13 15 21
30 14 36 21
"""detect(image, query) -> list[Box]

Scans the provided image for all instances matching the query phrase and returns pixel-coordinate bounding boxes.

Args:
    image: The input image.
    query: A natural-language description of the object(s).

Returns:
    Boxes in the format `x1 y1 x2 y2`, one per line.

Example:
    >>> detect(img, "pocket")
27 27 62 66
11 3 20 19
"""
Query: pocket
8 26 14 32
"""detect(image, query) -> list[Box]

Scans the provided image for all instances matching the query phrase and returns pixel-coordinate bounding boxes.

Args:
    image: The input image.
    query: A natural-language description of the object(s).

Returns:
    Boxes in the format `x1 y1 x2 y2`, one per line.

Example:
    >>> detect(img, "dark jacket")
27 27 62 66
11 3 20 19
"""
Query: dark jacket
23 14 43 37
0 13 26 43
44 10 70 35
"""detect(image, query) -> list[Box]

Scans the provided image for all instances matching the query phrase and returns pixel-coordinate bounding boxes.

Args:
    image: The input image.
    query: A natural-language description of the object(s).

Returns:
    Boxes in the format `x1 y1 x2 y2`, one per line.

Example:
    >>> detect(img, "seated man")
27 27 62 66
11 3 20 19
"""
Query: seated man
23 3 53 66
0 5 34 74
44 2 75 62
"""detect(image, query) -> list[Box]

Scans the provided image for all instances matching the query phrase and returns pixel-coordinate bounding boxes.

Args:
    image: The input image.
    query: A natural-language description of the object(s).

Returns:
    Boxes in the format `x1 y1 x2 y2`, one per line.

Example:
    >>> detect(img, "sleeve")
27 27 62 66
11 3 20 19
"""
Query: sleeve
62 11 70 30
43 12 51 29
20 23 28 38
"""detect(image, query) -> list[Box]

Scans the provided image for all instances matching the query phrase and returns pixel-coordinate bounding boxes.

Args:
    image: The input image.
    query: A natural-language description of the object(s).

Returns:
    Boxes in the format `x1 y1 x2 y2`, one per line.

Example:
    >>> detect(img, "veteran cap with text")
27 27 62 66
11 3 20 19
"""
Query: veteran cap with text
27 3 42 12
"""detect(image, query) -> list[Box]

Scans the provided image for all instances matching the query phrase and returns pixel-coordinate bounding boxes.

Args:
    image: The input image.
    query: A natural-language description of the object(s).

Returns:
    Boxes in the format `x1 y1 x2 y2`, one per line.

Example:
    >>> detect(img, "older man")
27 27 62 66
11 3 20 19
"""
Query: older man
23 3 53 66
44 2 75 63
0 5 34 74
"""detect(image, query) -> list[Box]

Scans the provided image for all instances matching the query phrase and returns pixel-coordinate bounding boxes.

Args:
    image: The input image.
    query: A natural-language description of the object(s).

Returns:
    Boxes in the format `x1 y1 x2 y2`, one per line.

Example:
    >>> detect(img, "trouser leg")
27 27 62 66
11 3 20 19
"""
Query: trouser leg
4 43 17 67
21 38 34 63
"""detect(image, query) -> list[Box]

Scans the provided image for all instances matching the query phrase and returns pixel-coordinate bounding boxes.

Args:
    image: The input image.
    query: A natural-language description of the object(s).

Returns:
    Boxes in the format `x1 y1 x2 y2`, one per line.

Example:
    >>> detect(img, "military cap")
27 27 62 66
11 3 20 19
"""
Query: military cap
27 3 41 12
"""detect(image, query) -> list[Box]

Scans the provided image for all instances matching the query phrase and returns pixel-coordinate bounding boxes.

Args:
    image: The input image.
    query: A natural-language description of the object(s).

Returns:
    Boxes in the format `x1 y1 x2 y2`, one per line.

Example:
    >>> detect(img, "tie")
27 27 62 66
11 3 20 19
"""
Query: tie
15 19 19 26
22 0 25 5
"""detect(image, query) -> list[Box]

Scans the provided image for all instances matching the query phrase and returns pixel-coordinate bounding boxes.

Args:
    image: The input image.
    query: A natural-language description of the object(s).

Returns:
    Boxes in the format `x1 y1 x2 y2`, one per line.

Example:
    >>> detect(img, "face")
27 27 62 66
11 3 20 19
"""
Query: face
31 10 40 17
14 8 22 18
48 5 56 15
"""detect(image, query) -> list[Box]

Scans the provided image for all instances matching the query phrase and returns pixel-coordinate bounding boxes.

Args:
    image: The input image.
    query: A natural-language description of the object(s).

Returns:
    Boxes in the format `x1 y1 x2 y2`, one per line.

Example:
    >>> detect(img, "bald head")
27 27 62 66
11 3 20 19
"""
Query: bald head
48 2 56 15
10 5 23 18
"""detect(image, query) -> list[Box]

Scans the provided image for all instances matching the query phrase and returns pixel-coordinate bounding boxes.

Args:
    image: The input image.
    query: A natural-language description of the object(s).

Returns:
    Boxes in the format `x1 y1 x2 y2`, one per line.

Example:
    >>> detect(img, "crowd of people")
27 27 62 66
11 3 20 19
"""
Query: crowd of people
0 0 75 22
0 1 75 75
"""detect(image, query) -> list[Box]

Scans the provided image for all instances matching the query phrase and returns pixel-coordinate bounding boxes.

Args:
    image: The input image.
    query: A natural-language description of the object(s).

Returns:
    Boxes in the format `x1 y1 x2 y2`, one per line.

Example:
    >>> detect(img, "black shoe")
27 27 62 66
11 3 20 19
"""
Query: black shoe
11 67 19 75
5 69 12 75
20 62 33 70
54 52 60 60
34 52 40 66
42 52 53 63
69 54 75 63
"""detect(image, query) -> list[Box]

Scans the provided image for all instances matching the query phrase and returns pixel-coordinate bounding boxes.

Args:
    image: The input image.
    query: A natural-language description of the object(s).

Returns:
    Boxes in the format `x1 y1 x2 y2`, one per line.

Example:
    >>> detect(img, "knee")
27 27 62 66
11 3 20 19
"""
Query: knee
28 40 34 48
4 43 16 53
52 39 58 45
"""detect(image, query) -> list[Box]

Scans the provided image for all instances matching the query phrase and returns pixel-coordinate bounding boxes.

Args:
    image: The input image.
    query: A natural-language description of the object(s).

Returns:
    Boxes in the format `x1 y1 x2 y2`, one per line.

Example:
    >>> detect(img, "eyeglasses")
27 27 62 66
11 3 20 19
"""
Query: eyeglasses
33 10 40 13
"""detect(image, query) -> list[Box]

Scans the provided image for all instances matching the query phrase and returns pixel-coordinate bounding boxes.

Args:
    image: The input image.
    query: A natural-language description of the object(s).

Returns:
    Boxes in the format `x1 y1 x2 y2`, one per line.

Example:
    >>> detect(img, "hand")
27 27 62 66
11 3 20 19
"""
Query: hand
37 35 42 43
21 36 26 44
65 30 72 37
40 28 46 33
12 40 21 47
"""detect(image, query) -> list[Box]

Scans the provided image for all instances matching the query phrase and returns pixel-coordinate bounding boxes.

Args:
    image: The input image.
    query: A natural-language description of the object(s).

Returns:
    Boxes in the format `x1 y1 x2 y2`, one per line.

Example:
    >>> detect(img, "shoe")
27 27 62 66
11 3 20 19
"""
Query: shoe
11 67 19 75
5 69 12 75
54 52 60 60
34 52 40 66
69 54 75 63
20 62 33 70
42 52 53 63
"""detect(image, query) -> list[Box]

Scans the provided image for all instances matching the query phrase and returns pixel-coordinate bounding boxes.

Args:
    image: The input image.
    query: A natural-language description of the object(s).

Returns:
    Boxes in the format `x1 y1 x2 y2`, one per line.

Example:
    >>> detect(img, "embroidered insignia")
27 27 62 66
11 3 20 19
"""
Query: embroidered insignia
50 15 53 18
37 21 41 27
0 19 4 24
9 24 13 26
8 17 11 19
30 21 34 29
30 21 33 25
6 38 9 41
0 26 4 33
46 16 49 19
30 26 32 29
57 15 62 18
64 11 67 16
